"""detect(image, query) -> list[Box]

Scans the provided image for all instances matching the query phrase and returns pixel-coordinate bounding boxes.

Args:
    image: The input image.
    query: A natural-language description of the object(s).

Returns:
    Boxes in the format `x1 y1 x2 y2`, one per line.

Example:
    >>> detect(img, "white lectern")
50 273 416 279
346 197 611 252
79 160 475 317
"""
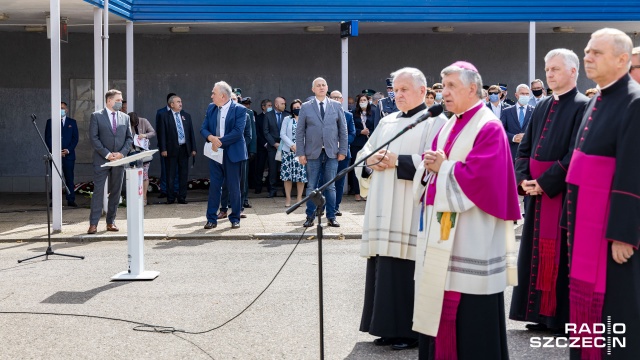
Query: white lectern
103 150 160 281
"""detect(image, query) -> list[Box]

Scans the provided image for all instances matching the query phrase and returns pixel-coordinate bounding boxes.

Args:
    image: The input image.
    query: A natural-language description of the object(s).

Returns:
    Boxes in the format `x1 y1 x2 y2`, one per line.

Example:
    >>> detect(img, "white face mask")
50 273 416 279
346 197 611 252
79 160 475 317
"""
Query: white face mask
359 102 368 109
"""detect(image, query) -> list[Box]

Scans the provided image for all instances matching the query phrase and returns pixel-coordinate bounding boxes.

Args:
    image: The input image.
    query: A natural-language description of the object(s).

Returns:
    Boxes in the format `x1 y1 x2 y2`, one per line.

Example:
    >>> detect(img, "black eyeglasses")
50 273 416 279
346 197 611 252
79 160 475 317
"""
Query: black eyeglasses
630 65 640 72
488 92 500 95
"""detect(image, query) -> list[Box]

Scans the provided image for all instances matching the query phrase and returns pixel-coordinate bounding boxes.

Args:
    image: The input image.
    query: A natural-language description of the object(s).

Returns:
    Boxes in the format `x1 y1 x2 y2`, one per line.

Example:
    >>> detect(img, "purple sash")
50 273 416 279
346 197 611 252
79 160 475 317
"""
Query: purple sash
566 150 615 360
529 159 563 316
435 291 461 360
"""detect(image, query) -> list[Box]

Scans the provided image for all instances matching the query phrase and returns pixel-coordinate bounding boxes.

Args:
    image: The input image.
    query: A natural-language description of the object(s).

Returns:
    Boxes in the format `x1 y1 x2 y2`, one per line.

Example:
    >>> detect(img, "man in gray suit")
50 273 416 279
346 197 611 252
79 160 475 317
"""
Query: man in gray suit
87 89 133 234
296 77 348 228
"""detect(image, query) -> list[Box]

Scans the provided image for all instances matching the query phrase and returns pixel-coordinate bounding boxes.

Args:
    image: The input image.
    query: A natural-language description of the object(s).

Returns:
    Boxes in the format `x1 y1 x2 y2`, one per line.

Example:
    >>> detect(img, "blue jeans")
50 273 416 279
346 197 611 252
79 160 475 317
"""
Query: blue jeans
334 156 350 211
305 150 338 219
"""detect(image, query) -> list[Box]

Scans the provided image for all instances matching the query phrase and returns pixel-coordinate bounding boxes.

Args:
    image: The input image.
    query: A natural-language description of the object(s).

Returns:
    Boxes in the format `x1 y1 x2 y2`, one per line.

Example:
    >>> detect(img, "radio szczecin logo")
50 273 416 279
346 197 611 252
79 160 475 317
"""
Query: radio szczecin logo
530 317 625 355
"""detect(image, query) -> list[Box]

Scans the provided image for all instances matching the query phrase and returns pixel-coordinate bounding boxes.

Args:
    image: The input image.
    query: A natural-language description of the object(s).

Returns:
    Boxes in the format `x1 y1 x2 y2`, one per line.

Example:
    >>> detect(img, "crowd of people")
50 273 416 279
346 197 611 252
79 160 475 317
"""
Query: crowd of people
44 26 640 360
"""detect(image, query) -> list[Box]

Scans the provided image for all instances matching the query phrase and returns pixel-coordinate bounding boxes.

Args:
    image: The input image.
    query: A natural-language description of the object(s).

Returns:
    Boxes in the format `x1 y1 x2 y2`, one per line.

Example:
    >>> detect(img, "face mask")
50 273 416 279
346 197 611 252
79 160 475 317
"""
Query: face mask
369 100 373 105
60 109 66 117
266 107 273 112
112 101 123 111
387 91 395 99
489 94 500 103
359 102 368 109
292 109 300 116
518 95 530 106
532 89 543 97
435 92 443 101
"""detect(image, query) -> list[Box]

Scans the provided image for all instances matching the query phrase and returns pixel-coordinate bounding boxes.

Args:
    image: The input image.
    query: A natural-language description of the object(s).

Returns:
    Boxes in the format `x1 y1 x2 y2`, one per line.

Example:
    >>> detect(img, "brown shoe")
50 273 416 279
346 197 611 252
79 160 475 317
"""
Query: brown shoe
87 225 97 234
217 211 228 219
106 223 119 232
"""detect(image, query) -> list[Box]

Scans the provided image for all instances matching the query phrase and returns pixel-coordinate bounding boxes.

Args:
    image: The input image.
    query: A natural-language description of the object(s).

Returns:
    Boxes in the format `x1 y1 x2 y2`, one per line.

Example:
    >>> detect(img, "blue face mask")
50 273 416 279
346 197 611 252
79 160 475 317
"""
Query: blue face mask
266 107 273 112
112 101 123 111
489 94 500 103
435 92 443 101
60 109 66 117
517 95 530 106
387 91 395 99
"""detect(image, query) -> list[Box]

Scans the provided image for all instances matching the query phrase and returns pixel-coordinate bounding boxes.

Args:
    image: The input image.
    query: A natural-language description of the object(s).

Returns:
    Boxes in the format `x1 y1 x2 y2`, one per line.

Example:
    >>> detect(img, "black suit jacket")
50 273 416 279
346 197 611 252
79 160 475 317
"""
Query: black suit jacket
158 110 197 157
263 110 291 149
255 112 268 150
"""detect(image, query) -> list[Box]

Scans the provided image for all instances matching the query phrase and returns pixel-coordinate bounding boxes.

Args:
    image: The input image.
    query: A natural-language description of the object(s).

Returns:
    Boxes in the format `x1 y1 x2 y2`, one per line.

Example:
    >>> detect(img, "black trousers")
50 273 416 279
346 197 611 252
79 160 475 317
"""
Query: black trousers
166 145 189 202
266 147 280 191
254 146 270 192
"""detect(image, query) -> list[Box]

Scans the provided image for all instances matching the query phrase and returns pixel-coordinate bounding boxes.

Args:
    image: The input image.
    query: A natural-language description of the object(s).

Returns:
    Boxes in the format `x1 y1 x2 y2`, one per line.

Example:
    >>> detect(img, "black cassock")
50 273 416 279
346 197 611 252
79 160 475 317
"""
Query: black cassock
509 87 589 329
566 75 640 360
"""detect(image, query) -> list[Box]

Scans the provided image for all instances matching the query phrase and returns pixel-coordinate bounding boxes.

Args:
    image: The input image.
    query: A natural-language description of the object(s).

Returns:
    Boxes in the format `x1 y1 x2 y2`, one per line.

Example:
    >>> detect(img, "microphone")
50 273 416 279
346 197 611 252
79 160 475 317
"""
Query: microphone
30 114 37 122
414 104 443 124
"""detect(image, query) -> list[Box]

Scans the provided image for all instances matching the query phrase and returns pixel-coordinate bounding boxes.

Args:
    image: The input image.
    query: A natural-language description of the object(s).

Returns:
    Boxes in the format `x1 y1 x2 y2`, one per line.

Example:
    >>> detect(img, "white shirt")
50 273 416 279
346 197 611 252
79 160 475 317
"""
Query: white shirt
490 102 502 118
172 111 185 145
219 100 232 133
315 97 328 115
61 115 66 127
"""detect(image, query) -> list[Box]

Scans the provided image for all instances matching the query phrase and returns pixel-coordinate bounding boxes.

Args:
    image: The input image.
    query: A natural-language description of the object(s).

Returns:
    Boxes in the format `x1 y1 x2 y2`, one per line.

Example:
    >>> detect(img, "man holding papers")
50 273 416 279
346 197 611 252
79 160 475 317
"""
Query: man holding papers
201 81 248 229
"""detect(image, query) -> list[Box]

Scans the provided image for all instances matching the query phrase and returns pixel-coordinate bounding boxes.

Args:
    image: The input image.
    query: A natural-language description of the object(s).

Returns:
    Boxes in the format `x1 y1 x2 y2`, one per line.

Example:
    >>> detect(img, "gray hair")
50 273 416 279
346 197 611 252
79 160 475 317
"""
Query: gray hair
391 67 427 89
515 84 530 93
545 48 580 80
214 81 232 99
592 28 633 60
312 77 327 87
531 79 544 88
168 95 180 105
372 92 384 101
440 65 483 98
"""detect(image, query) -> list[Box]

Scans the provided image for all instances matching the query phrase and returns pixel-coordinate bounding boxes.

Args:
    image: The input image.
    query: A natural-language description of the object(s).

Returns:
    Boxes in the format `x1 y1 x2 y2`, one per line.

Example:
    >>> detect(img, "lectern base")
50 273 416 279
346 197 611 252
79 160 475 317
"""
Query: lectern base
111 270 159 281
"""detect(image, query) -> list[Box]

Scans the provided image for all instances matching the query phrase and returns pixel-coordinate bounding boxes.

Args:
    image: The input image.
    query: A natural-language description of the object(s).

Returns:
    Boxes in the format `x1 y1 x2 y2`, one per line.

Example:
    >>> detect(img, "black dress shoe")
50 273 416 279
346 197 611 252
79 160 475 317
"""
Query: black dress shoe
391 338 419 350
231 222 240 229
243 202 252 208
178 199 188 204
67 201 78 207
158 193 167 198
204 222 217 229
303 218 314 227
525 323 549 331
268 190 277 198
335 210 342 216
326 218 340 227
166 200 175 204
373 337 394 346
254 189 262 194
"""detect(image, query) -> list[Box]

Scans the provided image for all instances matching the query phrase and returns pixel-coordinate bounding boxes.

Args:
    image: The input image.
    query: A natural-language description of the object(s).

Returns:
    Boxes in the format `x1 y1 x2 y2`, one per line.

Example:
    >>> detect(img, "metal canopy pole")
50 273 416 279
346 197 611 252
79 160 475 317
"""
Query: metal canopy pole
50 0 62 230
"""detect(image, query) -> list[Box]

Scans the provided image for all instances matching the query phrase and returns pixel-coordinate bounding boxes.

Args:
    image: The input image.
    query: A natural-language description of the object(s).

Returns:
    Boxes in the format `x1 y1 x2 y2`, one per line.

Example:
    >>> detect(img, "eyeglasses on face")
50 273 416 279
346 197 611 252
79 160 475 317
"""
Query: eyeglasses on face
488 92 500 95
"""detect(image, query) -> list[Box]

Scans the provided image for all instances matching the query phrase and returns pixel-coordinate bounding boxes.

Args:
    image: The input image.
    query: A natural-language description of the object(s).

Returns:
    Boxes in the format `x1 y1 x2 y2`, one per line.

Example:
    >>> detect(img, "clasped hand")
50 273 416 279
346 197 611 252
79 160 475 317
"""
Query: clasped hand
521 179 543 196
208 135 222 151
423 149 446 173
367 149 397 171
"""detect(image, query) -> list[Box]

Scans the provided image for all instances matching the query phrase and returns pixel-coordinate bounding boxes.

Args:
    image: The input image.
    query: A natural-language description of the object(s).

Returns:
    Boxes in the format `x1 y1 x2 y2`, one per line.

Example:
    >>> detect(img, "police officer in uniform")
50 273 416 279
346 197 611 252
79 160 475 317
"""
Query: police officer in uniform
377 78 399 118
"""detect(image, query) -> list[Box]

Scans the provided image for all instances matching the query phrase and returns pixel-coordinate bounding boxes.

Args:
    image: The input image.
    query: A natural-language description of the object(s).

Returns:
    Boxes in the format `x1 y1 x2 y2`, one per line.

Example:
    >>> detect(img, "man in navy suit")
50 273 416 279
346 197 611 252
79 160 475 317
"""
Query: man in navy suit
201 81 248 229
263 96 290 198
158 95 197 204
500 84 534 162
329 90 356 216
486 84 509 119
156 92 179 199
45 102 79 207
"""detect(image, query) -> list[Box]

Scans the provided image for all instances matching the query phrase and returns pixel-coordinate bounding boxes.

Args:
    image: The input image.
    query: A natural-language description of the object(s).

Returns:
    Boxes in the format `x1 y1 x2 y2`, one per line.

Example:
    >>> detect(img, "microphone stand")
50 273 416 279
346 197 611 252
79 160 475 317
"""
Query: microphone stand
18 114 85 263
285 110 432 360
